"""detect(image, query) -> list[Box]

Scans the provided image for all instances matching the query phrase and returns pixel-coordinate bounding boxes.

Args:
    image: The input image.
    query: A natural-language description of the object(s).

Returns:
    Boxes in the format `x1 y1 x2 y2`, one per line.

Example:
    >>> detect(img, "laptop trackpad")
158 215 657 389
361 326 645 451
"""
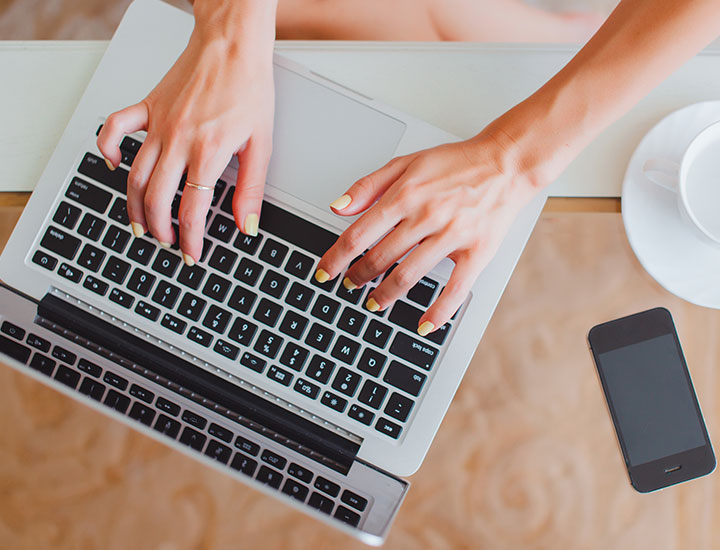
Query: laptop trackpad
267 65 407 210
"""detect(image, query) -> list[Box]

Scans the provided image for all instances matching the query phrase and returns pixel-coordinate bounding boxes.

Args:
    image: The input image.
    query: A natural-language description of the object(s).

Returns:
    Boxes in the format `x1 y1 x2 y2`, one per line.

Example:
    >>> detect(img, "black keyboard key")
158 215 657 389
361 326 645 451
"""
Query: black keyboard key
129 383 154 403
259 270 289 299
234 257 263 286
256 465 283 489
229 319 258 347
208 423 233 443
171 193 181 220
261 450 287 470
240 351 266 373
120 136 141 163
202 273 231 302
83 275 109 296
311 295 340 324
212 179 227 206
208 214 236 243
104 389 130 413
259 201 338 258
32 250 58 271
156 397 181 416
234 436 260 456
77 212 106 241
337 308 367 337
29 353 55 376
284 250 314 280
407 276 439 306
230 453 258 476
341 490 368 512
177 293 206 321
348 404 374 426
330 336 360 365
65 177 112 213
267 365 293 386
41 226 81 260
383 361 426 397
376 417 403 439
294 377 320 399
284 282 314 311
358 380 388 410
127 239 157 266
201 238 213 263
108 197 129 225
306 355 335 384
154 414 181 438
220 184 234 215
314 477 340 498
182 410 207 430
254 330 283 359
102 226 131 254
334 506 361 527
331 367 361 397
308 492 334 514
1 321 25 341
282 479 309 502
54 364 81 388
103 371 128 390
227 285 257 315
135 300 160 321
278 310 308 340
205 440 232 464
77 244 106 272
179 426 206 451
177 264 206 290
253 298 283 328
127 268 156 297
27 333 51 353
305 323 334 353
287 463 313 484
279 343 310 371
102 256 131 284
213 339 240 360
161 313 187 334
259 238 288 267
152 249 181 277
187 326 213 347
320 391 347 413
389 300 451 345
389 332 439 371
208 245 238 275
203 305 232 334
58 262 83 283
53 201 81 229
233 230 263 255
78 358 102 377
310 272 337 293
384 392 414 422
79 377 106 401
152 280 181 309
363 319 392 349
78 153 127 194
109 287 134 309
51 346 76 365
336 282 364 305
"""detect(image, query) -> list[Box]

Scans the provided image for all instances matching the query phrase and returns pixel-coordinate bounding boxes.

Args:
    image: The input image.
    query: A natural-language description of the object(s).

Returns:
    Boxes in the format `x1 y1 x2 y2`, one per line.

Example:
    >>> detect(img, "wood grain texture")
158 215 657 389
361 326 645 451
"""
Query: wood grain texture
0 207 717 549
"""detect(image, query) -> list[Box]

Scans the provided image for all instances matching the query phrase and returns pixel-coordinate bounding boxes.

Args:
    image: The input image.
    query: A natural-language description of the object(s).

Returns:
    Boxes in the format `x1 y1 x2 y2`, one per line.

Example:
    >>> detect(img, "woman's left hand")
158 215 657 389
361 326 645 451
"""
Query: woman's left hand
315 130 540 336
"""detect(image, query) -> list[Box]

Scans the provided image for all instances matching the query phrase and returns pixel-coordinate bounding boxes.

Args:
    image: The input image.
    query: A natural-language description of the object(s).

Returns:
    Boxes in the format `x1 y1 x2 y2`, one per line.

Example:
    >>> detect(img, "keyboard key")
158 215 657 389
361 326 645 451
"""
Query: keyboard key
127 239 157 266
376 417 403 439
179 426 206 451
259 201 338 258
201 238 213 262
182 410 207 430
78 153 127 194
234 257 263 286
284 250 314 280
278 310 308 340
337 308 367 337
161 313 187 334
383 361 426 397
259 270 289 299
77 358 102 378
127 268 156 297
171 193 181 220
330 336 360 365
259 238 288 267
208 214 236 243
234 436 260 456
41 226 80 260
213 339 240 361
177 293 206 321
152 249 181 277
77 244 106 272
279 343 310 371
389 300 451 345
341 490 368 512
334 506 361 527
241 351 266 373
348 404 374 426
53 201 81 229
152 280 181 309
284 282 314 311
205 440 232 464
103 389 130 413
65 177 112 213
310 272 337 293
294 377 320 399
212 179 227 206
187 326 213 347
58 262 83 283
154 414 181 438
208 245 238 274
79 377 106 401
256 465 283 489
120 136 142 159
320 391 347 413
83 275 109 296
233 230 263 255
108 197 129 225
77 212 106 241
202 305 232 334
306 355 335 384
102 256 131 284
314 477 340 498
27 334 51 353
156 397 181 416
51 346 76 365
358 380 388 410
253 298 283 328
129 383 154 403
287 463 313 484
29 353 55 376
103 371 128 390
282 479 309 502
384 392 414 422
305 323 334 353
202 273 232 302
177 264 207 290
261 450 287 470
228 319 258 347
336 282 364 305
230 453 258 476
311 295 340 324
254 331 283 359
109 287 134 308
1 321 25 341
407 276 439 306
331 367 361 397
308 492 334 514
54 364 80 388
31 250 58 271
101 226 131 254
135 300 160 321
389 332 439 371
267 365 293 386
363 319 392 349
208 423 233 443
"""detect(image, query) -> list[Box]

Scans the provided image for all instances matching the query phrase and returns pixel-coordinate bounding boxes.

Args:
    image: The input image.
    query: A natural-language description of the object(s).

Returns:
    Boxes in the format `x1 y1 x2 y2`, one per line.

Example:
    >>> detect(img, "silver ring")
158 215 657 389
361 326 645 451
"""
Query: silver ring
185 180 215 191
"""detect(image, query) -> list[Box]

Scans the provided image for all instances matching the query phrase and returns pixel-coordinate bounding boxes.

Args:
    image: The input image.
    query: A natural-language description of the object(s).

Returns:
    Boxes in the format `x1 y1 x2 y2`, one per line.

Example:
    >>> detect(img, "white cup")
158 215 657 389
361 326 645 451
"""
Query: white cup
643 120 720 248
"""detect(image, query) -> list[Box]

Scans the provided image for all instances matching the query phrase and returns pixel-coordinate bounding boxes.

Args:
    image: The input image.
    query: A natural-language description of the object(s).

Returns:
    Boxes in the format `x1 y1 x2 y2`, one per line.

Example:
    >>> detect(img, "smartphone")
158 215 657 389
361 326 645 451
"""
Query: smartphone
588 307 715 493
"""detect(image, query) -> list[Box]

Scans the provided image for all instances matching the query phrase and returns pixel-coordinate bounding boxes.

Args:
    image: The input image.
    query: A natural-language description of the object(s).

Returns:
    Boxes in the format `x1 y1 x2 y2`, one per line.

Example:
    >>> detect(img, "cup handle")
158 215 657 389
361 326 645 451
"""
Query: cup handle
642 158 681 193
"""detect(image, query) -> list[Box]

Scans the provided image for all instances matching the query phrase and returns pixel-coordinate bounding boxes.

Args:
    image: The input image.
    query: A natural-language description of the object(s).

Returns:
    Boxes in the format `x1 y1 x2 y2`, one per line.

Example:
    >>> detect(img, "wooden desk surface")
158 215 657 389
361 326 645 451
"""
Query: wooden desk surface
1 202 716 550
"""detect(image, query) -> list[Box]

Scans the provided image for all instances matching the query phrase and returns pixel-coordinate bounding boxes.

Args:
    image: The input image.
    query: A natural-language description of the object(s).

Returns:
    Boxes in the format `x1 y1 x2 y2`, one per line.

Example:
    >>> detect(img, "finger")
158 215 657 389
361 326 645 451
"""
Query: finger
233 134 272 237
143 148 185 247
126 138 161 237
329 155 413 216
97 103 148 169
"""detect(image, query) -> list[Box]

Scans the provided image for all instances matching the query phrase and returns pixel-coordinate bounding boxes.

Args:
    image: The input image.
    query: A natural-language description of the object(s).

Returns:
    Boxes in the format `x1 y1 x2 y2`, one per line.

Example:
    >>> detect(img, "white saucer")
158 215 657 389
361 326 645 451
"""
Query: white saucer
622 101 720 309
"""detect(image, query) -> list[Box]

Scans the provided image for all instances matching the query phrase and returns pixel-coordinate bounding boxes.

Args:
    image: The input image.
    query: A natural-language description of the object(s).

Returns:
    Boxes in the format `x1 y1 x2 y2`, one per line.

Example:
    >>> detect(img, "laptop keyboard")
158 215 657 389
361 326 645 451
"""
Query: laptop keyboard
30 128 458 441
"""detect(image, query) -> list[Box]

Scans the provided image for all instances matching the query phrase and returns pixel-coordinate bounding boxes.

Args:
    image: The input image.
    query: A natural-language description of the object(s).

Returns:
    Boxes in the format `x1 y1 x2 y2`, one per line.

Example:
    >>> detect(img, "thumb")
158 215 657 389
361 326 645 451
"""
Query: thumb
234 134 272 236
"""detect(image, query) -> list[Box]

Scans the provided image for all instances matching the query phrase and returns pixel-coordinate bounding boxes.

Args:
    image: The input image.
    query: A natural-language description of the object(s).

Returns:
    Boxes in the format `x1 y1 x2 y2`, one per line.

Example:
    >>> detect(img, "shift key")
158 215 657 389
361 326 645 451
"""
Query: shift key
389 332 438 371
40 226 81 260
65 177 112 213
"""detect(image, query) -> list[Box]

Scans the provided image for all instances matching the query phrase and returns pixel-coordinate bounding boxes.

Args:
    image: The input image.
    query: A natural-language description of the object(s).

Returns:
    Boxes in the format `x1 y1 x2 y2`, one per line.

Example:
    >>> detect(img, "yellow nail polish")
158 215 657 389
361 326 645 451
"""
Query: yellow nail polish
314 268 330 283
130 222 144 238
418 321 435 337
342 277 357 291
244 213 259 237
159 241 171 249
104 158 116 171
183 253 195 267
366 297 380 312
329 194 352 211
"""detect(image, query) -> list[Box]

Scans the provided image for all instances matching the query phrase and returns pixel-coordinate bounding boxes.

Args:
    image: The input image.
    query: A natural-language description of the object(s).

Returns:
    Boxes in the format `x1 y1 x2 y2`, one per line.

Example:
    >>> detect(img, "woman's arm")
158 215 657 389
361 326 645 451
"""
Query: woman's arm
317 0 720 335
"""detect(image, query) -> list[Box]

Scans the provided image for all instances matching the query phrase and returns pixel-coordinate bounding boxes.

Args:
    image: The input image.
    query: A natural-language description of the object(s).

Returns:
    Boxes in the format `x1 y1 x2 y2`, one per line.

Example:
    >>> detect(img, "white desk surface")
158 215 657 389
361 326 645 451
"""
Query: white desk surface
2 40 720 196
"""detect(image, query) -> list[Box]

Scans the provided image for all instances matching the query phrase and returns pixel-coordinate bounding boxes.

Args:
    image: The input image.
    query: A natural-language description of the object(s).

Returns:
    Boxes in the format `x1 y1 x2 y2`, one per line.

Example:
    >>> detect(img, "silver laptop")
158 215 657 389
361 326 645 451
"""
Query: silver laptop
0 0 545 544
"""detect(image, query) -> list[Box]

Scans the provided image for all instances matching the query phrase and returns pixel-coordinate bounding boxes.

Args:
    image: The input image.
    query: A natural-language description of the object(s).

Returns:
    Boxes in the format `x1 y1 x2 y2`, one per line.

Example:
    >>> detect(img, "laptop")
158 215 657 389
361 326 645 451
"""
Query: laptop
0 0 545 544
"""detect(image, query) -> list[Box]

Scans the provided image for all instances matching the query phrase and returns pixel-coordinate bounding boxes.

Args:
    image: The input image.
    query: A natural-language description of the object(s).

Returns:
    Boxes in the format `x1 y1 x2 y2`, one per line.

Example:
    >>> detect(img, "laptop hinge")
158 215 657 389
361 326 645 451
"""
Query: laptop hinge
37 292 360 474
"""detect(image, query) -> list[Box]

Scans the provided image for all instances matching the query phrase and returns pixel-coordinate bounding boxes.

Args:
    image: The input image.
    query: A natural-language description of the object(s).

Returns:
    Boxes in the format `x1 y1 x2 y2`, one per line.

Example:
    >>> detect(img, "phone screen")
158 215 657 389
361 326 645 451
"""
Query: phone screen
596 333 706 466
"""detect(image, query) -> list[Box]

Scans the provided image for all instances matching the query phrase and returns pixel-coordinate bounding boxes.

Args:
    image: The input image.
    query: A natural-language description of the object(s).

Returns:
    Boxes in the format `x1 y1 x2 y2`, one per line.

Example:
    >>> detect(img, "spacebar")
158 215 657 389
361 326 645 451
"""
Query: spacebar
259 200 339 258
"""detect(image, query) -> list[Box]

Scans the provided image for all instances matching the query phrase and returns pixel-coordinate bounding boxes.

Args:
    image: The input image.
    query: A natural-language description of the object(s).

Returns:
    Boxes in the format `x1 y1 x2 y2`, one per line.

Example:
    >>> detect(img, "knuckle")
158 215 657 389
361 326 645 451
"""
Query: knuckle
392 265 417 289
105 112 120 130
143 192 163 217
362 250 387 275
178 210 204 233
127 169 147 193
339 226 364 254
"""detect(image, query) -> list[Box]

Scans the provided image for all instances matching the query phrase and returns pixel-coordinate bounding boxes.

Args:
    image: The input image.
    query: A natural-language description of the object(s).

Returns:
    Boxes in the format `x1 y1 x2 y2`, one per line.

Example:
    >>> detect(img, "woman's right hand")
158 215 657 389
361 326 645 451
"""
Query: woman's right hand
97 0 277 265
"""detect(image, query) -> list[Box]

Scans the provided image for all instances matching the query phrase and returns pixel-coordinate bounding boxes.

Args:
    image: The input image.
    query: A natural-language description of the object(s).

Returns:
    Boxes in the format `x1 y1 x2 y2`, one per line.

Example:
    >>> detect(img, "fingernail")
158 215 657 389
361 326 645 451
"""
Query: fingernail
329 194 352 211
342 277 357 291
159 241 171 249
130 222 144 238
366 297 380 312
183 253 195 267
104 158 116 171
314 268 330 283
418 321 435 336
244 213 259 237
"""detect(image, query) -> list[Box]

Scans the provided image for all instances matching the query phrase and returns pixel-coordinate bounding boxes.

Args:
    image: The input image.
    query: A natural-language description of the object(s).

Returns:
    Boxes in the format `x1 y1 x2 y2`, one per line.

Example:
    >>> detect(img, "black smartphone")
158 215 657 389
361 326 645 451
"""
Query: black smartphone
588 307 715 493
